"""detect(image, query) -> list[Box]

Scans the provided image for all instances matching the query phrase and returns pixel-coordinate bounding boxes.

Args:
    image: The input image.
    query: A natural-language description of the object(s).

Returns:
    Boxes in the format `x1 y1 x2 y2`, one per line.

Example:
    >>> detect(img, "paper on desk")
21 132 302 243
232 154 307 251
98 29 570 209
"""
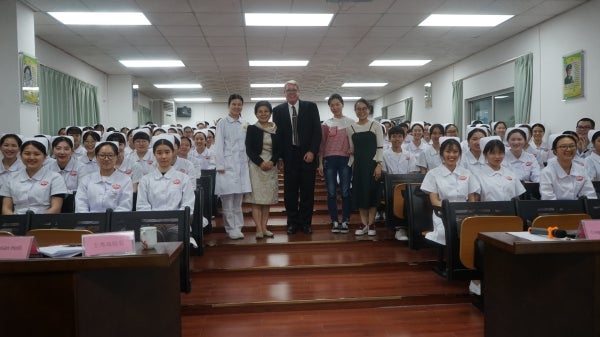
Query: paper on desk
38 245 83 258
507 232 556 241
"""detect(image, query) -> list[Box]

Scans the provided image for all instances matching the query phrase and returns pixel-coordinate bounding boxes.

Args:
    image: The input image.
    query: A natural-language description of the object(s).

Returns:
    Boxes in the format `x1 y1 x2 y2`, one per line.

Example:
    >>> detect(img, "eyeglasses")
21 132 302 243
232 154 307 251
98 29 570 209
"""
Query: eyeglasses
556 144 576 150
97 154 116 160
576 125 592 130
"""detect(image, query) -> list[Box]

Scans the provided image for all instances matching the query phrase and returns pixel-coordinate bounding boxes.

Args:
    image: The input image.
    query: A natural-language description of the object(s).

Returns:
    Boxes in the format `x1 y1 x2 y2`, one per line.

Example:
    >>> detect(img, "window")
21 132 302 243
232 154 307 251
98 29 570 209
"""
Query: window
468 91 514 126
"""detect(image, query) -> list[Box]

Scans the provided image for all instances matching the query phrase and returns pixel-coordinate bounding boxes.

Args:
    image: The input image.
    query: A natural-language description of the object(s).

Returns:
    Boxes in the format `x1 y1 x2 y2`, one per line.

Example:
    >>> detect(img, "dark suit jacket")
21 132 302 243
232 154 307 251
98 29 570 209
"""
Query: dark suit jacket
272 100 322 164
245 124 282 166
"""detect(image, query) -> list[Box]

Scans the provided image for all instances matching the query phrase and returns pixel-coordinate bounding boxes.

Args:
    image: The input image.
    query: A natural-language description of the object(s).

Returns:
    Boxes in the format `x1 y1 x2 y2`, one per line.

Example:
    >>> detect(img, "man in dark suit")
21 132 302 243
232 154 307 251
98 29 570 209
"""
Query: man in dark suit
273 80 322 234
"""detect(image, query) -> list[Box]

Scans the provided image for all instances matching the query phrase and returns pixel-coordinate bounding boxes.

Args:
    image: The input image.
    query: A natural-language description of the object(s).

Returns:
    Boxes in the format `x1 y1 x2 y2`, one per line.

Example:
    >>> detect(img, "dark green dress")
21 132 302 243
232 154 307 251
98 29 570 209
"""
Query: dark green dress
351 122 382 209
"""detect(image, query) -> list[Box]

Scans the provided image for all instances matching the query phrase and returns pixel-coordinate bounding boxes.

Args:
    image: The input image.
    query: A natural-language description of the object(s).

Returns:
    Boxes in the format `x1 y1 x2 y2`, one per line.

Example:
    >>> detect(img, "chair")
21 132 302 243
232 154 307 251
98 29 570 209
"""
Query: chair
109 207 192 293
585 197 600 219
515 198 586 228
26 228 93 246
196 175 213 233
200 169 217 222
404 183 435 250
530 213 591 231
29 212 109 233
191 188 204 256
0 231 15 236
520 182 541 200
437 199 516 281
0 213 31 236
60 192 76 213
459 216 523 270
383 173 425 231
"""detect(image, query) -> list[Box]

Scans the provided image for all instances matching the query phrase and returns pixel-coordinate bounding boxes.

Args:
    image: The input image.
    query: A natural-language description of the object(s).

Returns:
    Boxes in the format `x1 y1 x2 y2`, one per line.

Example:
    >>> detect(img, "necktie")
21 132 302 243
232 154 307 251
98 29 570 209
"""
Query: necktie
292 106 298 146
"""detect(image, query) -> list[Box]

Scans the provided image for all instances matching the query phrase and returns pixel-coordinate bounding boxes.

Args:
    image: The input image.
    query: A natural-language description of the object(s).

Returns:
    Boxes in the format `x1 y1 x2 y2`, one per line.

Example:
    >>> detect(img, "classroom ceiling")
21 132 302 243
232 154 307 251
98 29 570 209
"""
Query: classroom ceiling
25 0 588 103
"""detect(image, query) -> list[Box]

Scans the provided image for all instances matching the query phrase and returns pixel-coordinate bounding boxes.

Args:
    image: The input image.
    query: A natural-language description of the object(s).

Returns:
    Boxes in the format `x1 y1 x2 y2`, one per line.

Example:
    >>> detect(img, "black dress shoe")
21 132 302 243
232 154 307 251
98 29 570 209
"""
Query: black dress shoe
287 225 297 234
302 225 313 234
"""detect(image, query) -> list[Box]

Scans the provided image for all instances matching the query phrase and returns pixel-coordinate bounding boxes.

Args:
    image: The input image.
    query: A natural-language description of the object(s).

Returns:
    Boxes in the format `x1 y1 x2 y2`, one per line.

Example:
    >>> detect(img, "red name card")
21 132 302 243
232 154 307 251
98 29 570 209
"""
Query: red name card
579 220 600 239
82 231 135 257
0 236 35 260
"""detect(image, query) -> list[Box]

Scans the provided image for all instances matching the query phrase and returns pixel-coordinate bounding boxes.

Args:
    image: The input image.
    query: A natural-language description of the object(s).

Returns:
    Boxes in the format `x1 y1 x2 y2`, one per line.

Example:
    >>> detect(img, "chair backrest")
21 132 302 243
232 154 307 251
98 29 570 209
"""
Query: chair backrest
191 188 204 256
0 230 15 236
531 213 591 231
196 175 213 232
109 207 192 293
585 197 600 219
459 216 523 269
0 213 31 236
29 212 109 233
404 183 434 250
515 198 586 228
60 193 76 213
26 228 93 246
520 182 541 200
439 199 516 280
383 173 425 231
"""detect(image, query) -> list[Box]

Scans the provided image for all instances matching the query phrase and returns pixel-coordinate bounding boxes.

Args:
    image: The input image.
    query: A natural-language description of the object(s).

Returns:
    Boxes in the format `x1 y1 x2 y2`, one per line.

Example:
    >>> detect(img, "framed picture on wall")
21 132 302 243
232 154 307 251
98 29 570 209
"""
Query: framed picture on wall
20 53 40 105
562 50 583 100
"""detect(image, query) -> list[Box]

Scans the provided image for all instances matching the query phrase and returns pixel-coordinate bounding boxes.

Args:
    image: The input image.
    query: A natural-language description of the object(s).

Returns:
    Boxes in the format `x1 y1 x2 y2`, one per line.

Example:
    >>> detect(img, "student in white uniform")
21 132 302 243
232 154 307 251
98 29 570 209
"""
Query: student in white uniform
178 136 194 160
76 141 133 212
461 127 487 175
475 136 526 201
169 134 198 179
421 137 480 245
503 127 540 183
1 138 67 214
125 129 155 185
78 130 101 177
66 126 86 160
0 134 24 188
190 130 216 171
417 123 444 173
382 126 419 241
529 123 550 167
540 134 597 200
584 129 600 181
492 121 508 144
48 136 83 194
214 94 252 240
404 122 429 156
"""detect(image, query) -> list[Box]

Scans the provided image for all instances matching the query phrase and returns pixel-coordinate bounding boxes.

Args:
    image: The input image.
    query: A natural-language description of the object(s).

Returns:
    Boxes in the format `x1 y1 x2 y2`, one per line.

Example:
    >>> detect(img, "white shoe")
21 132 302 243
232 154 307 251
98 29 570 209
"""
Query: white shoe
367 224 377 236
395 229 409 241
228 231 244 240
355 225 369 236
469 280 481 296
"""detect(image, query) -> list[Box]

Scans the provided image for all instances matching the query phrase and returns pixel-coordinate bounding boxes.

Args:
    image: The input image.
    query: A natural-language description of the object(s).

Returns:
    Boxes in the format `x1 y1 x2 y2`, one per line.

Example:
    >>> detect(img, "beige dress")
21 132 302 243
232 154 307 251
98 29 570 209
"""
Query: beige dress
245 123 278 205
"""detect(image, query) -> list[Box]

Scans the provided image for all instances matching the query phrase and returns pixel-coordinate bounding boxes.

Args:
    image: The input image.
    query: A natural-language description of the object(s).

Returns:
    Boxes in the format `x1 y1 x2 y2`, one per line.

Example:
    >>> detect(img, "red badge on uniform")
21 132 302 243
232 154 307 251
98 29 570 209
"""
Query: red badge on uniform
125 169 132 175
173 179 181 185
506 176 513 181
525 162 532 166
148 160 154 165
576 176 584 181
406 156 410 160
70 171 78 176
179 168 186 173
40 181 49 186
459 176 467 181
112 184 121 190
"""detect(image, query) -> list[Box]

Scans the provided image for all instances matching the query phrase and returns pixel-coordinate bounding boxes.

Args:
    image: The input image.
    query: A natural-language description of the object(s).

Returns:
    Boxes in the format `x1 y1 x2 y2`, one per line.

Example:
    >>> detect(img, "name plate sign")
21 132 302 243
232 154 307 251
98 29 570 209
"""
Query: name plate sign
82 231 135 256
0 236 35 260
579 220 600 239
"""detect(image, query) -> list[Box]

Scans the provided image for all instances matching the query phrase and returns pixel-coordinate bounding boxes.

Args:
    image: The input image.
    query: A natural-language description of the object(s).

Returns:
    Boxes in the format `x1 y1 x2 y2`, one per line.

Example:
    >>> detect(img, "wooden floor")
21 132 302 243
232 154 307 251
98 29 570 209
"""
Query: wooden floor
182 176 484 337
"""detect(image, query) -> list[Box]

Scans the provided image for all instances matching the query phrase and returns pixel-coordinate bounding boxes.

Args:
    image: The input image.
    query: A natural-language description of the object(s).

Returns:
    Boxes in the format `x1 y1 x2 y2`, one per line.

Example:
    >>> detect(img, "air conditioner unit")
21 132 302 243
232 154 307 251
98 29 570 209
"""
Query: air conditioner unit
162 100 176 125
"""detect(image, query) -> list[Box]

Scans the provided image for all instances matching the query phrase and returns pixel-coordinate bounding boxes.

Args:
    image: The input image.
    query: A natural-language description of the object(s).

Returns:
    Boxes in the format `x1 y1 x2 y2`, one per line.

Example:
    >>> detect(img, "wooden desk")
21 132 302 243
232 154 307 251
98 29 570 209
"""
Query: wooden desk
0 242 182 337
479 232 600 337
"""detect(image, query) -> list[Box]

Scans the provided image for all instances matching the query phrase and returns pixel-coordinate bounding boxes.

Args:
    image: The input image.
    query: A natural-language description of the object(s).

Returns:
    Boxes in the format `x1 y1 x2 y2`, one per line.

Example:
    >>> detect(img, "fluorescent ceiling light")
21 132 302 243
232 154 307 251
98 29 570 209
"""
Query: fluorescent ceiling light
132 84 139 89
249 60 309 67
120 60 185 68
251 83 285 88
154 84 202 89
245 13 333 27
494 95 509 99
370 60 431 66
325 96 361 100
174 97 212 102
48 12 151 25
419 14 513 27
22 87 39 91
251 97 286 101
342 83 388 87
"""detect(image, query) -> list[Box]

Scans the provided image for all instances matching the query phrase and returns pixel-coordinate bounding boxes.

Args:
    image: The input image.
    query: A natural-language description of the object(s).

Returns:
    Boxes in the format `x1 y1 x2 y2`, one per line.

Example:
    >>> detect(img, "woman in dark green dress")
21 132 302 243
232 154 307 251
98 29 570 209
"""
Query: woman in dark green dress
347 98 384 236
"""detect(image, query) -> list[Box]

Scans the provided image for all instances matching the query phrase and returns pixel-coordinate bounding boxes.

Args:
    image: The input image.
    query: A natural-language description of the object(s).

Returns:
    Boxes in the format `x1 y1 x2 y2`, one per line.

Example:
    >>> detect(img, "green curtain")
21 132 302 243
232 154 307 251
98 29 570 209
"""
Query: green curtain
514 53 533 124
138 106 151 125
404 97 413 121
452 80 463 138
39 65 99 135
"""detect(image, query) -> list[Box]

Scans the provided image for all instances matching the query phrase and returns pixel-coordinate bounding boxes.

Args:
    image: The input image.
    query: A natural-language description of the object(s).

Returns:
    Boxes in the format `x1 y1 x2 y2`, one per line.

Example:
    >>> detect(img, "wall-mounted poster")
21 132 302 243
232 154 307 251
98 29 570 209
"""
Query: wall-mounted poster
20 53 39 105
562 50 583 100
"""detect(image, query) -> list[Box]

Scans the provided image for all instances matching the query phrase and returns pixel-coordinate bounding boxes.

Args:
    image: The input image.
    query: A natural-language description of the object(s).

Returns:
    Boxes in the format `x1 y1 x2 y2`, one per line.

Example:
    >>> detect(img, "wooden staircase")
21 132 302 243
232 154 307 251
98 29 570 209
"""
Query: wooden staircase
181 173 484 336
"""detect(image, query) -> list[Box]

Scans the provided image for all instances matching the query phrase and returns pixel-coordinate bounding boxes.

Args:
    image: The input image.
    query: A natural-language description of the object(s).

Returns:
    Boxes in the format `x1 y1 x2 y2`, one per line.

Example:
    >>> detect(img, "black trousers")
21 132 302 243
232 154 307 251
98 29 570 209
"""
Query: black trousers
283 147 317 227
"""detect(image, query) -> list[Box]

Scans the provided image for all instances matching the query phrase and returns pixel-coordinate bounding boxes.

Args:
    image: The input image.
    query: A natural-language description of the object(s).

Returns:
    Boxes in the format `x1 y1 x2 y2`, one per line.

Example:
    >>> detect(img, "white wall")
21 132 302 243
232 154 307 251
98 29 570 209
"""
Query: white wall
375 0 599 137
